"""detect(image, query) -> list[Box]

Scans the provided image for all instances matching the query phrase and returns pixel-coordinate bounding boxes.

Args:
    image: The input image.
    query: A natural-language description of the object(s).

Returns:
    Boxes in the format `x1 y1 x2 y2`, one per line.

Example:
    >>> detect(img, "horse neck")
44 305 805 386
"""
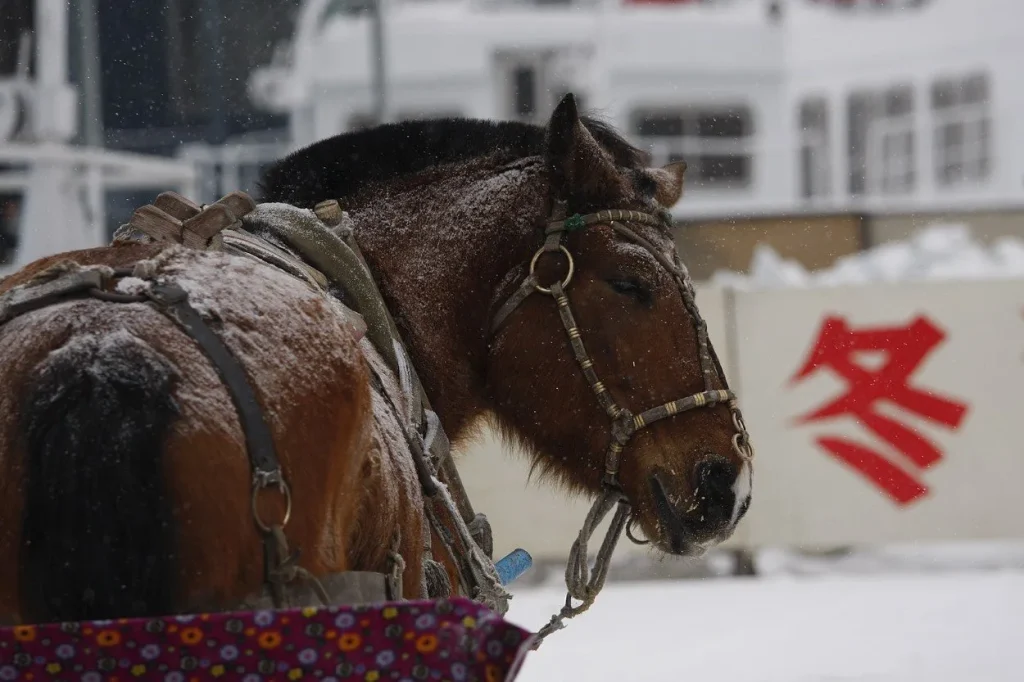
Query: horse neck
346 157 549 440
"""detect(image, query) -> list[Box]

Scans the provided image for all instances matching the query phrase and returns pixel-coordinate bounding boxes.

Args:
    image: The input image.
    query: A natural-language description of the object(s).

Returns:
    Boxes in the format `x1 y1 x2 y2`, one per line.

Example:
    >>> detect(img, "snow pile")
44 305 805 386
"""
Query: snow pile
711 222 1024 290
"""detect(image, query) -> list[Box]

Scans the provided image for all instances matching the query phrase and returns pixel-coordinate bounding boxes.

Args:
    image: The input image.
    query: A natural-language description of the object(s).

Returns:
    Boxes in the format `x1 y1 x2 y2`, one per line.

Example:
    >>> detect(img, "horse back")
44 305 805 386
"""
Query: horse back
0 244 374 620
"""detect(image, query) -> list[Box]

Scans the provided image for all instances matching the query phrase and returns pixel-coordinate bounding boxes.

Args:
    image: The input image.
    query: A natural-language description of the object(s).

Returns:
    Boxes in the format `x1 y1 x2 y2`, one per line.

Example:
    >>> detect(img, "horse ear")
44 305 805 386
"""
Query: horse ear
649 160 687 208
544 93 621 200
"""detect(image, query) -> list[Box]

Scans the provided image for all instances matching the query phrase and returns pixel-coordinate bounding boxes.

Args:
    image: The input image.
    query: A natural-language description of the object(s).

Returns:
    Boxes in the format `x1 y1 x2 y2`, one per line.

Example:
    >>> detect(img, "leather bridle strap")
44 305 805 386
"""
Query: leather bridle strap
491 207 753 489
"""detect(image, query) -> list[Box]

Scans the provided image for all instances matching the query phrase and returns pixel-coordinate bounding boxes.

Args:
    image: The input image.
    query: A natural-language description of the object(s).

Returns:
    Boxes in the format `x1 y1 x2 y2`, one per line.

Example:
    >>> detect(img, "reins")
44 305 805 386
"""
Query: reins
491 203 754 648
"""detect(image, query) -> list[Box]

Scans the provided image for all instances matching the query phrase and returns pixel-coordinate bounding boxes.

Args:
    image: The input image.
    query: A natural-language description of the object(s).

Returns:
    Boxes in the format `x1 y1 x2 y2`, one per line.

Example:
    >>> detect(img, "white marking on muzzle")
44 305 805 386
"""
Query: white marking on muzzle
730 459 752 527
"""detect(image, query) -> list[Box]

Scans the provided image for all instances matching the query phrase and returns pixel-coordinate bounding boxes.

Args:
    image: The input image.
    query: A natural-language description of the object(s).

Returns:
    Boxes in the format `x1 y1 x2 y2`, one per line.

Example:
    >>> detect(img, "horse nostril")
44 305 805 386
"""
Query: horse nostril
649 472 676 524
696 455 739 499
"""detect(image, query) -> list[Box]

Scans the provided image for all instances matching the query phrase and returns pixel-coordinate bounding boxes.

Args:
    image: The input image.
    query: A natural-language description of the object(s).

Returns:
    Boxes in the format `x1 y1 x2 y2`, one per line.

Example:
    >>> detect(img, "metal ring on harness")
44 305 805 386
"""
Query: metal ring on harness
252 478 294 533
529 245 574 295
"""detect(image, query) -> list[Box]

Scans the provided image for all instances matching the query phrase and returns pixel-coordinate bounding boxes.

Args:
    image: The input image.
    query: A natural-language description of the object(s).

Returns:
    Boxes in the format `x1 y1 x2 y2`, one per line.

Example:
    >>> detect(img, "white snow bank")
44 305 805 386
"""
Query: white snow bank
508 571 1024 682
711 222 1024 290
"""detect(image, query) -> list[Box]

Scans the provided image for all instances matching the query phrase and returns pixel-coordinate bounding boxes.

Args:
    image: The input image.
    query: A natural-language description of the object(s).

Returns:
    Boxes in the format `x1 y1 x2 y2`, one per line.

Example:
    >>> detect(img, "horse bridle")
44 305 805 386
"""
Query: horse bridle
492 204 753 490
490 203 754 646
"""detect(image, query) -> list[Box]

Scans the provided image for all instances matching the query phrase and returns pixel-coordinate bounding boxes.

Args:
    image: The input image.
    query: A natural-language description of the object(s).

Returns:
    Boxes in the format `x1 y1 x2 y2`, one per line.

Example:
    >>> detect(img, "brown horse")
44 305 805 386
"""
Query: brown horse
0 94 752 627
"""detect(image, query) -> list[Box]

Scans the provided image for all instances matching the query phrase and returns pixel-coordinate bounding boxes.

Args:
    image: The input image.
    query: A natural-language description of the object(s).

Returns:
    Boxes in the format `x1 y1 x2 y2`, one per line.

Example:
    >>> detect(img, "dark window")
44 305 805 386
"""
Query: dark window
634 113 685 138
931 72 991 186
631 107 752 189
698 112 747 138
512 67 536 119
798 97 830 199
846 91 872 195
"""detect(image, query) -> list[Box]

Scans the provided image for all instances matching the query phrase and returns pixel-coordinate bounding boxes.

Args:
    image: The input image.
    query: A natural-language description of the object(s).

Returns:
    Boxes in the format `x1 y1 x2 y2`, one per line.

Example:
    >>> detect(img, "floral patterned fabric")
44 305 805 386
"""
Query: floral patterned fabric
0 597 535 681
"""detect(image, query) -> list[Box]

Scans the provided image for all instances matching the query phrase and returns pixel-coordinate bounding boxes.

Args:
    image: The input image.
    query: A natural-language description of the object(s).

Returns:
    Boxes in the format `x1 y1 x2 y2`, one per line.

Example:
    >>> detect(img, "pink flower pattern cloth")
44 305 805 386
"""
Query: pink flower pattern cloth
0 597 535 681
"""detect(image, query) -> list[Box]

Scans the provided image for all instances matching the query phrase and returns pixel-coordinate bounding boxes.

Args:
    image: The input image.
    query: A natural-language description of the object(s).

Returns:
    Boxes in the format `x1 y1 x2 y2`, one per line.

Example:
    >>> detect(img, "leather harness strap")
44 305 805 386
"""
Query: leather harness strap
147 281 285 492
140 281 307 608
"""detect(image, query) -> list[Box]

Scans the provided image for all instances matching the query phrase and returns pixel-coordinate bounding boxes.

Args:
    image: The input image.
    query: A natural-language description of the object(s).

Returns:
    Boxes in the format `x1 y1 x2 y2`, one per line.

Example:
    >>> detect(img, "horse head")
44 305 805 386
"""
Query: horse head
486 94 753 557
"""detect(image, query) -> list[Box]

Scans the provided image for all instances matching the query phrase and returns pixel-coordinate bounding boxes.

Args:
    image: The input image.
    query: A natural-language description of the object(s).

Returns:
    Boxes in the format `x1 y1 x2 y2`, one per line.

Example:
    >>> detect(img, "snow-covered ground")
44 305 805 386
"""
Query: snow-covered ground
505 562 1024 681
711 222 1024 290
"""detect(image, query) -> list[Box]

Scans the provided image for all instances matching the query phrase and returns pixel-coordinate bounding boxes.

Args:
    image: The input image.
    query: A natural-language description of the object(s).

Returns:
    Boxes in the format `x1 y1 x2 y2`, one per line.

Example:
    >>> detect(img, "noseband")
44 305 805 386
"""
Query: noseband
490 203 754 646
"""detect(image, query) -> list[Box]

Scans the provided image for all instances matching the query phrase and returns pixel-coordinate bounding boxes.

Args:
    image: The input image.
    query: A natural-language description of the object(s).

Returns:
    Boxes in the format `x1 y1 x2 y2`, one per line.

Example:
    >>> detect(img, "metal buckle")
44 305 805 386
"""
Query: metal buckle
252 473 293 533
529 245 575 295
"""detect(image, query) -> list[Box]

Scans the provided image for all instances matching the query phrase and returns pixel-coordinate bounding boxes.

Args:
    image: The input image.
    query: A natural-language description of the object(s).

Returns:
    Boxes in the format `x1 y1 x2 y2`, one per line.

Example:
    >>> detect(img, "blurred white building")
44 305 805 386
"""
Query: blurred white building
247 0 1024 224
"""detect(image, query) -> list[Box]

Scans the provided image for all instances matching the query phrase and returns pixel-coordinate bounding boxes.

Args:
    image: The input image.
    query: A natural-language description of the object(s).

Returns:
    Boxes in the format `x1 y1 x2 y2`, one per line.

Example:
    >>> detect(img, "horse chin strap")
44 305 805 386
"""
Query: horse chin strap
490 204 754 649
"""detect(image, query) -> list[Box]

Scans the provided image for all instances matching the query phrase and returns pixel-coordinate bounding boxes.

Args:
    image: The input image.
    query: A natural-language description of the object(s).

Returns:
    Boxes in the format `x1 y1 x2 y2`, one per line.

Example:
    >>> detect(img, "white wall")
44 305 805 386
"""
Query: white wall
733 278 1024 547
785 0 1024 210
251 0 1024 220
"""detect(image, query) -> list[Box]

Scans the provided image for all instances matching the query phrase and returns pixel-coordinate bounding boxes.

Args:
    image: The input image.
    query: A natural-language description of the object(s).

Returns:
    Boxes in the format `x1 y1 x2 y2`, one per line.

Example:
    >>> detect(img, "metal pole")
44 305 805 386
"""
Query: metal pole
201 0 228 145
35 0 68 108
77 0 104 148
72 0 106 241
368 0 388 125
18 0 99 264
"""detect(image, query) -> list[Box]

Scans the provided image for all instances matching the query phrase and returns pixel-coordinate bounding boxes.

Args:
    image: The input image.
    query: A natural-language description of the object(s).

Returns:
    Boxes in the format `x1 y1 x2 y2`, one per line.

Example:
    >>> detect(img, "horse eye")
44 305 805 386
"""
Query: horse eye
607 278 653 305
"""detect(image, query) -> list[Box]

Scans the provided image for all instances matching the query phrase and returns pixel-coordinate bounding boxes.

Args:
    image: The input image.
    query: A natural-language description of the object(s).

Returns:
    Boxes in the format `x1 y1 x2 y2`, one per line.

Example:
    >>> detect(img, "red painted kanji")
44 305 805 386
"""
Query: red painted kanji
790 315 969 505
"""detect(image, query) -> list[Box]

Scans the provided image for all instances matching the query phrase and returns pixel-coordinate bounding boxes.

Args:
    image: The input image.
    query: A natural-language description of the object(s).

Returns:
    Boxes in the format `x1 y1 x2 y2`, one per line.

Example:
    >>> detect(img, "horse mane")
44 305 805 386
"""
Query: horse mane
256 115 650 208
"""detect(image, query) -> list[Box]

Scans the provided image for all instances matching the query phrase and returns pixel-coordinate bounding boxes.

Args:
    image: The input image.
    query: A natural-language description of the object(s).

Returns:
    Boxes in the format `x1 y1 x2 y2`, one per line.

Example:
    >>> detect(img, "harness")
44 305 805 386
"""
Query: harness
491 203 754 647
116 191 510 614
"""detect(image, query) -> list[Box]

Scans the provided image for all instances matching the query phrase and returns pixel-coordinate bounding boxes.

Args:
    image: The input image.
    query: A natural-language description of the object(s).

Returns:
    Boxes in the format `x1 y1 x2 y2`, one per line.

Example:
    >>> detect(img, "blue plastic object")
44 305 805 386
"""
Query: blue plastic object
494 548 534 586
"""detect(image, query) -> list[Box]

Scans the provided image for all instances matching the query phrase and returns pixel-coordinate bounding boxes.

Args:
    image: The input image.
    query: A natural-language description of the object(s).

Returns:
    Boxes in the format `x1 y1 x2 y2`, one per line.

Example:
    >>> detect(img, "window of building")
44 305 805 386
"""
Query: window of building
798 97 830 199
846 83 915 196
0 196 20 266
931 72 990 187
630 107 753 189
495 49 589 124
512 66 537 120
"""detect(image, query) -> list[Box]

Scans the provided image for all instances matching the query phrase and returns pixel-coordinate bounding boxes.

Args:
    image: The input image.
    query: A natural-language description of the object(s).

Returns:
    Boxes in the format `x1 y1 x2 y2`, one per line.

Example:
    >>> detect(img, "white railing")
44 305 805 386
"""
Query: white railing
0 143 199 192
0 142 199 273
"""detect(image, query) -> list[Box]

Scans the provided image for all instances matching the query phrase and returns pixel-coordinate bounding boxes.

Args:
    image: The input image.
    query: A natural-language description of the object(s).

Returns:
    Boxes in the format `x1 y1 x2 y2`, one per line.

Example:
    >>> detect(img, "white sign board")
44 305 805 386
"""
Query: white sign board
734 279 1024 547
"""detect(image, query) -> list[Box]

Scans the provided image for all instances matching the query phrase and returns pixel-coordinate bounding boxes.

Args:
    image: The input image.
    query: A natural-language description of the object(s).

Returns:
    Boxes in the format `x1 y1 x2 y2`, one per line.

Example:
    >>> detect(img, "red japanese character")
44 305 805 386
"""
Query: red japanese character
790 315 969 505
